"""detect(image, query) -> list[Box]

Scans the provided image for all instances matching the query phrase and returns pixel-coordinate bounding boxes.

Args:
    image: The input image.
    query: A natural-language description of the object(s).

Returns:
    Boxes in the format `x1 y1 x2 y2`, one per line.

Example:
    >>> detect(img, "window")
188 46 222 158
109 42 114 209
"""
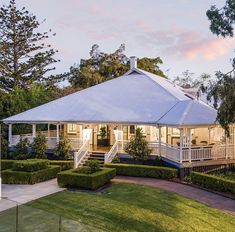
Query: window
130 125 135 134
67 124 77 134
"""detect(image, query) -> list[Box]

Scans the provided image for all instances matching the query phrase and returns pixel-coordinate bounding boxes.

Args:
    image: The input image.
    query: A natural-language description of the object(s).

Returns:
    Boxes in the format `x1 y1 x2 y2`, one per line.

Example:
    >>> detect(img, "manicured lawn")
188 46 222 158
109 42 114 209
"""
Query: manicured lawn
28 183 235 232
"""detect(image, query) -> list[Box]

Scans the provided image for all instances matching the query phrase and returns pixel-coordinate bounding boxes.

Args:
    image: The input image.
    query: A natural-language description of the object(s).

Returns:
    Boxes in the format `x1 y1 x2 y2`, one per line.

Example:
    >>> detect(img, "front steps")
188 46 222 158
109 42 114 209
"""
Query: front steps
79 151 105 166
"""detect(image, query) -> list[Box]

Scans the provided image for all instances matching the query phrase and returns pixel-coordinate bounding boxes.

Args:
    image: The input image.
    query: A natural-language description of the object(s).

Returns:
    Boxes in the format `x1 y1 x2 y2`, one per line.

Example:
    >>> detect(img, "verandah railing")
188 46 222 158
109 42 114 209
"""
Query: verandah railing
11 134 83 150
74 140 90 168
125 140 234 163
182 144 234 162
104 141 120 163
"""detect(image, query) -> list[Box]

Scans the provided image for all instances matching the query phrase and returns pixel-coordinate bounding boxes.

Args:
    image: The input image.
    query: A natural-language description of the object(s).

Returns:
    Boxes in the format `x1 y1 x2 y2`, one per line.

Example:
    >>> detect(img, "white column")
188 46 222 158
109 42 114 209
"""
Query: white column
8 124 12 147
56 124 60 144
179 128 183 163
188 129 192 163
120 125 124 152
225 129 228 159
166 126 168 144
208 128 211 144
158 127 161 156
47 124 50 138
32 124 36 139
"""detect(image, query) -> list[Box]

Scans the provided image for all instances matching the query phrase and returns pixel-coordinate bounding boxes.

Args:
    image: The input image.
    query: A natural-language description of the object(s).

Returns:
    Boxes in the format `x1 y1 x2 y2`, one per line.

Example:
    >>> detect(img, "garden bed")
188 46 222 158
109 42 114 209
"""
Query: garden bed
1 160 15 170
2 165 61 184
1 159 73 171
191 171 235 195
104 163 178 179
57 168 116 190
49 160 73 170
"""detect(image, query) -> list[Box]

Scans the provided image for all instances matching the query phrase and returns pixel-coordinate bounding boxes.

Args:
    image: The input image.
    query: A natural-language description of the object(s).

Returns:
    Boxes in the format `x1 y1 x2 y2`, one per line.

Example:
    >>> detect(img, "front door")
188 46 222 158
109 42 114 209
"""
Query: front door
97 125 110 147
83 128 92 141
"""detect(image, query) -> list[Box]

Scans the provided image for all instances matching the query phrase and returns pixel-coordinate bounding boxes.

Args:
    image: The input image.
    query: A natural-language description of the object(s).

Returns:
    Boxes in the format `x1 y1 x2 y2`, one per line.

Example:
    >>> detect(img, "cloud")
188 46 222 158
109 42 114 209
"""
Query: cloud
134 29 235 61
184 37 235 60
53 1 234 62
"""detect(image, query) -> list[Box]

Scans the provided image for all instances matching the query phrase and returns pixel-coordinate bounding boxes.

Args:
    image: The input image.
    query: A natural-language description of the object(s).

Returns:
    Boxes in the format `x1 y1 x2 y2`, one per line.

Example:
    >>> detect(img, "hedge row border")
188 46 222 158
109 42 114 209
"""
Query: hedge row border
2 165 61 184
104 163 178 179
191 171 235 195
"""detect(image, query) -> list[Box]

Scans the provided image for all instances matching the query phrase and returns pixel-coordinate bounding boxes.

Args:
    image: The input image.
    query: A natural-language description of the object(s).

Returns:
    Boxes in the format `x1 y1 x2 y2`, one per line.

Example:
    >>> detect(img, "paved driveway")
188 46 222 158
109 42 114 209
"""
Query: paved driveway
0 179 64 212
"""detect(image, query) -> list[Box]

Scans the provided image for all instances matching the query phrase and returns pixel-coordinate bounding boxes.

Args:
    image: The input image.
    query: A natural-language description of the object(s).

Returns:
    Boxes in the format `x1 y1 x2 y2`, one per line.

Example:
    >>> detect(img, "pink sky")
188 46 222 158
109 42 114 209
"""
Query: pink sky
3 0 235 80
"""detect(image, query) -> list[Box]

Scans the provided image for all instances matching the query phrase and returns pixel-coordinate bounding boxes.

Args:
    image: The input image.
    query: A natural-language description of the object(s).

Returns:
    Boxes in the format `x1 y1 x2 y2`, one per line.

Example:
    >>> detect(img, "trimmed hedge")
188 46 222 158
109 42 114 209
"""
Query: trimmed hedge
13 159 49 172
2 165 61 184
49 160 74 170
191 172 235 195
57 168 116 190
1 160 74 171
1 160 15 170
104 163 178 179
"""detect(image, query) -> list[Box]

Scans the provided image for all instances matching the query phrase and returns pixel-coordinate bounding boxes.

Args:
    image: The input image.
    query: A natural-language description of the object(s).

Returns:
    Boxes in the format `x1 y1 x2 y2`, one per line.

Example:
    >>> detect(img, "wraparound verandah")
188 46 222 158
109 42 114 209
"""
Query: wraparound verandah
7 122 235 164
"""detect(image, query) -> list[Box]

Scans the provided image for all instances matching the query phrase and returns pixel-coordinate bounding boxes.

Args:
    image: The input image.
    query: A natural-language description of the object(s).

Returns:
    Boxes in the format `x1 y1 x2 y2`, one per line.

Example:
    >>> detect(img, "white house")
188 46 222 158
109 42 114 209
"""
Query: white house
2 57 235 168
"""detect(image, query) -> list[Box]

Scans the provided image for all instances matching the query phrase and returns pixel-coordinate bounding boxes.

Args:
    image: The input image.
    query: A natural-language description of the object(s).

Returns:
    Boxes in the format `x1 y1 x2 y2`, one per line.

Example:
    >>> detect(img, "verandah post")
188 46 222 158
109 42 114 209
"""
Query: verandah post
8 123 12 147
158 126 161 156
188 128 192 163
56 124 60 144
32 124 36 139
179 128 183 163
225 129 228 159
47 123 50 138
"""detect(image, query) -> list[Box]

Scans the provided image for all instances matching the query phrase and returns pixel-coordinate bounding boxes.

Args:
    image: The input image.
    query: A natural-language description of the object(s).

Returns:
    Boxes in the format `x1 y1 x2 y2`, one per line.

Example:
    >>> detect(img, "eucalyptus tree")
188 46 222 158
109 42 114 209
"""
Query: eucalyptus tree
206 0 235 134
68 44 166 89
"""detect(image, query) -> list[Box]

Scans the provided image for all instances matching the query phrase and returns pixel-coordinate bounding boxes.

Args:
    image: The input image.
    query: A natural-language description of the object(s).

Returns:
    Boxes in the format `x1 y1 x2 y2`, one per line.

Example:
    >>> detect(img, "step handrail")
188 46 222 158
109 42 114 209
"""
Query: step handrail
105 141 119 163
74 140 90 168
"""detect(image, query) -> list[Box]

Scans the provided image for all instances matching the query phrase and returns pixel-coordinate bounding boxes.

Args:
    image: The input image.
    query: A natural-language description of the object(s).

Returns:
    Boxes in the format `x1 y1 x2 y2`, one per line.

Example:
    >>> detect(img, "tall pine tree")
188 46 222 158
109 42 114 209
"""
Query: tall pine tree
0 0 59 92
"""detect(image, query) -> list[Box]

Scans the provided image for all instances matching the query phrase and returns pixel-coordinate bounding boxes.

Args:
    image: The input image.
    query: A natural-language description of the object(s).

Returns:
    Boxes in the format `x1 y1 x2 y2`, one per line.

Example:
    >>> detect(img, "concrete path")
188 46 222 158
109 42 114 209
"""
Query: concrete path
0 179 64 212
113 176 235 216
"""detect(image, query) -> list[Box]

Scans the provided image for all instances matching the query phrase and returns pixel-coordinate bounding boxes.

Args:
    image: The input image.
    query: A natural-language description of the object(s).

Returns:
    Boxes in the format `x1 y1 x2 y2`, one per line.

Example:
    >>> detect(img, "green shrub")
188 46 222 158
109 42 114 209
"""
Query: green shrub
104 163 178 179
1 160 15 170
112 156 120 163
49 160 73 170
74 166 92 174
12 159 49 172
85 159 100 173
125 128 152 161
57 168 116 190
54 138 72 160
1 136 8 159
13 137 31 160
191 172 235 195
32 133 47 159
2 165 61 184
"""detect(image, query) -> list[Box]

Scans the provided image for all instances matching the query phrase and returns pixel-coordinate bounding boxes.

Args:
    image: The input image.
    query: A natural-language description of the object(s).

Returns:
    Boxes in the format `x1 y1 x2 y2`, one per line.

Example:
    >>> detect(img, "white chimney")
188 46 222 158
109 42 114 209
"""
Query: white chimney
130 56 137 69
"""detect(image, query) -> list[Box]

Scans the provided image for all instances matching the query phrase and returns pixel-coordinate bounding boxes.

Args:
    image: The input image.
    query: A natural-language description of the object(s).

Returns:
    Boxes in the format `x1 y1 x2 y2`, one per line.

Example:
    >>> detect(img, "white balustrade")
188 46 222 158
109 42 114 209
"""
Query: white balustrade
148 141 159 155
11 133 83 150
12 134 33 146
105 141 120 163
74 140 90 168
160 142 179 162
46 137 57 149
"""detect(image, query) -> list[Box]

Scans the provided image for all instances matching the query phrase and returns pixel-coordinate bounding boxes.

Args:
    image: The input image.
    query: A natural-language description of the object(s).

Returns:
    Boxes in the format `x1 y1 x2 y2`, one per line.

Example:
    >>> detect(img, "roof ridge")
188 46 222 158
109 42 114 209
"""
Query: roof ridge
178 100 193 125
156 101 181 125
136 68 186 101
